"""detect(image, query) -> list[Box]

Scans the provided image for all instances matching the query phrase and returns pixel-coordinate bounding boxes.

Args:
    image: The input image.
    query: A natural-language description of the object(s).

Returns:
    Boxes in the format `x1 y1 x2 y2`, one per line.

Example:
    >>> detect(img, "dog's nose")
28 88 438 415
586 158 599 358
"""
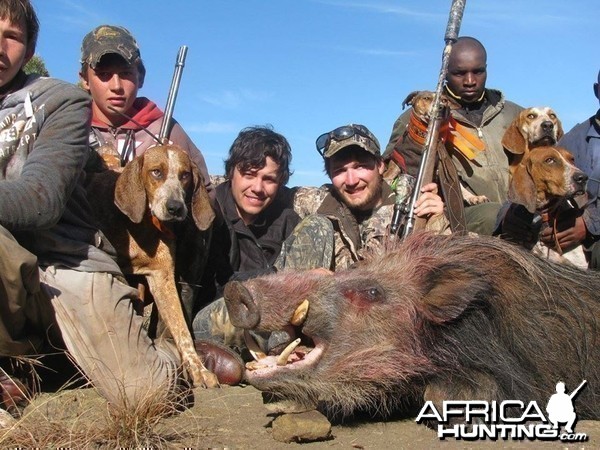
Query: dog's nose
166 199 185 217
541 121 554 132
573 171 588 185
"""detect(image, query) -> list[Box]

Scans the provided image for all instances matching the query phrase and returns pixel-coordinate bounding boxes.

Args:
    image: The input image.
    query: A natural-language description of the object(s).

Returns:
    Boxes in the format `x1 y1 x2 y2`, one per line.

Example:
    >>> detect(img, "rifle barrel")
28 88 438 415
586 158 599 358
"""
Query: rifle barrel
400 0 466 238
158 45 188 142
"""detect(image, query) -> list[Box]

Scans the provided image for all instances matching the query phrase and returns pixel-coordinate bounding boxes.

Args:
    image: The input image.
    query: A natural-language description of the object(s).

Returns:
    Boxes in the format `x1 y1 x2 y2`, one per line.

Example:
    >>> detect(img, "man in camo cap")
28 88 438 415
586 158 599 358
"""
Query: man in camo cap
79 24 215 335
291 123 446 270
193 124 446 359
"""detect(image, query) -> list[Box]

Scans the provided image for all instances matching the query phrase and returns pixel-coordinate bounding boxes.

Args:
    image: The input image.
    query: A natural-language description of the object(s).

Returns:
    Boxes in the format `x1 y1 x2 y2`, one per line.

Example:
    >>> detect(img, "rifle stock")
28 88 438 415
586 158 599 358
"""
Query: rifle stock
396 0 467 240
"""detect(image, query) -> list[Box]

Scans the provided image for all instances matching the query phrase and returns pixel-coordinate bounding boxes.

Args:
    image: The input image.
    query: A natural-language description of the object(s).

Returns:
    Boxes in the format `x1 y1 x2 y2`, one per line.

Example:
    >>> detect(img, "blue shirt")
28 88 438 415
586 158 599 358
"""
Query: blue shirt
559 112 600 237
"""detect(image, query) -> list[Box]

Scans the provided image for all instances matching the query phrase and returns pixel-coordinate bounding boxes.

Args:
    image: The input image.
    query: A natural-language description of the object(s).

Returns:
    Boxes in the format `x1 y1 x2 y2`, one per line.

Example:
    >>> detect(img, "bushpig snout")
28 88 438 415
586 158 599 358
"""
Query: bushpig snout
223 280 260 329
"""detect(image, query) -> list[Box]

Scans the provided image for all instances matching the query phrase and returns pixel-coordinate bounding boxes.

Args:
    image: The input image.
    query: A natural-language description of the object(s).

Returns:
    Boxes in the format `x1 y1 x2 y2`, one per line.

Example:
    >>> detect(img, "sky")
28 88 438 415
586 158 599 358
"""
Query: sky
32 0 600 187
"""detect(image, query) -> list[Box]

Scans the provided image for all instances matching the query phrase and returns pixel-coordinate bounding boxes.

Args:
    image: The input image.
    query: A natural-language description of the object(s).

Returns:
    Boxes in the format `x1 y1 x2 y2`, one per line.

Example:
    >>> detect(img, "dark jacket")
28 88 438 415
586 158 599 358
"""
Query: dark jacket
198 181 300 307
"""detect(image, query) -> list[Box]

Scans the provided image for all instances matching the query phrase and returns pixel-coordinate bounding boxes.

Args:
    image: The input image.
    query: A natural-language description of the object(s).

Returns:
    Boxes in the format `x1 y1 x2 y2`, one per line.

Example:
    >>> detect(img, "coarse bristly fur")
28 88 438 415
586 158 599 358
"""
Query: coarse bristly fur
225 233 599 422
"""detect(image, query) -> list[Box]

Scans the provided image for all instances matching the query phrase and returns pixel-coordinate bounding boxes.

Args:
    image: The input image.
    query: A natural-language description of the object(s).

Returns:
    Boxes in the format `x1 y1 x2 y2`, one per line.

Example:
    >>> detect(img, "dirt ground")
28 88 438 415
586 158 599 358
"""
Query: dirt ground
3 383 598 449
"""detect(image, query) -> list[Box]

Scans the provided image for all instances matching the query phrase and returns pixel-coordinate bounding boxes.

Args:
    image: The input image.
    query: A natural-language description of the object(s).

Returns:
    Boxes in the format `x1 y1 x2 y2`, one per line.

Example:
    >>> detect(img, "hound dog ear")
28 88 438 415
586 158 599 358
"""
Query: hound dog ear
402 91 420 109
114 158 147 223
508 161 537 214
501 117 527 155
190 162 215 231
440 93 461 111
556 117 565 141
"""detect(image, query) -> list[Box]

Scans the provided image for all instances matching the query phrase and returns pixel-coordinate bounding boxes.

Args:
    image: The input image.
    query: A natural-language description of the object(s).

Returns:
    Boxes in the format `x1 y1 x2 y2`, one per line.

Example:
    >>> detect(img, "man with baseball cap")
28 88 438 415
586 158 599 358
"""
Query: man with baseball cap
78 25 245 384
79 24 216 331
299 123 446 270
79 25 211 183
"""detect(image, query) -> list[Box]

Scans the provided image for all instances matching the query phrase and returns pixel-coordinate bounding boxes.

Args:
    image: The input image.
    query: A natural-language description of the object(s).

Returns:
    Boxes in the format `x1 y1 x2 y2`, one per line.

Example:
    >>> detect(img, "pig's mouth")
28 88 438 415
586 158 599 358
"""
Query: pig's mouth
243 299 326 380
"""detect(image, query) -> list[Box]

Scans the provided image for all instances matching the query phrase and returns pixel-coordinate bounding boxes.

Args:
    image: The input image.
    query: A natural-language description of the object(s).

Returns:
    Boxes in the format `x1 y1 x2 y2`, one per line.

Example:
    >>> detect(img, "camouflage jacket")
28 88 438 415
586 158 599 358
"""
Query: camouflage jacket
293 182 395 270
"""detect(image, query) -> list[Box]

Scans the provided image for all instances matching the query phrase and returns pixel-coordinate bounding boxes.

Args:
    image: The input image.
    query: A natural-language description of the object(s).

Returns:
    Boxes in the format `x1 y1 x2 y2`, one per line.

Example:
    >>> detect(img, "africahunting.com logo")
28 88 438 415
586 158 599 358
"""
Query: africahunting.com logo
416 380 588 442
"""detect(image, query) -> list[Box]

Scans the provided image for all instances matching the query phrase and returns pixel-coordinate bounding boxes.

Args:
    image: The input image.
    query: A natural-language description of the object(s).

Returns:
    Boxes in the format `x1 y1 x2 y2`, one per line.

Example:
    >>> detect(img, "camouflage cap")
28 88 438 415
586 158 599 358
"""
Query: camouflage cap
321 124 381 159
81 25 141 68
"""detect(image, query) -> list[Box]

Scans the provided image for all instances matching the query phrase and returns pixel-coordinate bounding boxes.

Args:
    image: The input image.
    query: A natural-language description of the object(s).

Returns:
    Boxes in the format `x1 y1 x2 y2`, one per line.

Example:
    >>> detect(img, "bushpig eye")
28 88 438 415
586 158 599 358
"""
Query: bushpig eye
365 287 384 302
341 284 385 306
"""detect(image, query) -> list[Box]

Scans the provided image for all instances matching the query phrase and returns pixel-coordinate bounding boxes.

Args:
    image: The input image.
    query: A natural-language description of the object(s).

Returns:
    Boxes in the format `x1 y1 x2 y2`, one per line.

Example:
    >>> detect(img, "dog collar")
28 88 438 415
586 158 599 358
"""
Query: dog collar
151 215 176 240
406 110 485 161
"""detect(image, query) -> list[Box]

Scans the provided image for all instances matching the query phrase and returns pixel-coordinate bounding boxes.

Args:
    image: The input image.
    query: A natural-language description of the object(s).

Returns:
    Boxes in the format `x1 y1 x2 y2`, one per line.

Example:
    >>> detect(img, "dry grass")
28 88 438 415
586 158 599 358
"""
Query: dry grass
0 357 201 449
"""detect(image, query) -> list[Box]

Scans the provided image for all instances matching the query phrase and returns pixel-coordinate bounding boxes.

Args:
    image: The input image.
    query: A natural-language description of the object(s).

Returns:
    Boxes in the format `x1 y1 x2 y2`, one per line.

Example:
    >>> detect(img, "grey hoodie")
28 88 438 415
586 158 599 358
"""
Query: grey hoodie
0 74 120 274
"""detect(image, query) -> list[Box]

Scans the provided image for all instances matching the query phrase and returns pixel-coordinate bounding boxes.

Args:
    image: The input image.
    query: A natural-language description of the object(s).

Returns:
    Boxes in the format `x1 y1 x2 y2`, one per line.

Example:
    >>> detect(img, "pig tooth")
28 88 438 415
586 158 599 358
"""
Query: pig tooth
290 300 309 326
244 330 266 361
276 338 301 366
246 361 269 371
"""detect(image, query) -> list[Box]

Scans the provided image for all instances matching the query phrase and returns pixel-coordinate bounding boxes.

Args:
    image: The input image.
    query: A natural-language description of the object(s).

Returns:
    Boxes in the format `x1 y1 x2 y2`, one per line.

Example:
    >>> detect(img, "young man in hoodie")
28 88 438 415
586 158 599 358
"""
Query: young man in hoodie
0 0 209 417
79 25 214 327
79 25 212 187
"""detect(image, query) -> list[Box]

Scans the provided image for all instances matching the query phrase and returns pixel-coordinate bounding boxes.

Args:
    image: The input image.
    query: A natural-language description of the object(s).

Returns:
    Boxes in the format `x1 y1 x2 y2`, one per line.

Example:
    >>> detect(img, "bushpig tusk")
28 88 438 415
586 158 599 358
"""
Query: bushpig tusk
277 338 301 366
290 300 309 326
244 330 266 361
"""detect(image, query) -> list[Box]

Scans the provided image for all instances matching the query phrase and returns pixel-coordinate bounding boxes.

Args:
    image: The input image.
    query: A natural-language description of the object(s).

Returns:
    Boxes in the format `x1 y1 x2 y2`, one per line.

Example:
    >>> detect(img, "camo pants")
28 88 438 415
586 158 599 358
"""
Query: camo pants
192 214 334 355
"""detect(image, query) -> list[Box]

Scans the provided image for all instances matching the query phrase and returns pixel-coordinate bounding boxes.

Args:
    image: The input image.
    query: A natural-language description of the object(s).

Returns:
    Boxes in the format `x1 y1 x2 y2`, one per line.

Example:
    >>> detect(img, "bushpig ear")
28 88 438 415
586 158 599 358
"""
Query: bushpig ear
115 157 146 223
190 162 215 231
508 162 537 214
502 119 527 155
418 265 491 324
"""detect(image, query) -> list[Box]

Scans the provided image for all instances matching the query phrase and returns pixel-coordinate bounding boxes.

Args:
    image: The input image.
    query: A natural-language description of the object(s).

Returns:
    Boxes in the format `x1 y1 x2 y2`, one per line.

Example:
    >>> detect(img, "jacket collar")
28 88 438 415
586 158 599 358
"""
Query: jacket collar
215 181 291 232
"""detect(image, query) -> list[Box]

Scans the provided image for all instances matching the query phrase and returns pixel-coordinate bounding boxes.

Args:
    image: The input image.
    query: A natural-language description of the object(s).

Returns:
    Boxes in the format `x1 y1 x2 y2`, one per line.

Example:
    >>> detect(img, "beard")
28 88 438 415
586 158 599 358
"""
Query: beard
337 175 383 213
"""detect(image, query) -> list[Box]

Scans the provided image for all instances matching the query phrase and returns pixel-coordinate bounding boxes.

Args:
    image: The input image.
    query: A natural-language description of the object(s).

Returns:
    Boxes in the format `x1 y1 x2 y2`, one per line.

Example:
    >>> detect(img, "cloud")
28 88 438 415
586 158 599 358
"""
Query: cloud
199 89 274 110
314 0 440 20
185 121 239 134
51 0 108 28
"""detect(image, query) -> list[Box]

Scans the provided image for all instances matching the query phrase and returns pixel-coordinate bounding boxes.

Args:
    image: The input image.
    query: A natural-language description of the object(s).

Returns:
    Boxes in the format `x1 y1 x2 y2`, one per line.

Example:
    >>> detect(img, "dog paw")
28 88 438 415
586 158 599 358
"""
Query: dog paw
465 195 489 205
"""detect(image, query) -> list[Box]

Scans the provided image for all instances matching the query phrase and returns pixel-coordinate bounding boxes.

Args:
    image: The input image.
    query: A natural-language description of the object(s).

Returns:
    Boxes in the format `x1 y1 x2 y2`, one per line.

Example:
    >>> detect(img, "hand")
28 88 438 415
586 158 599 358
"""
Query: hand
540 215 587 253
414 182 445 218
499 203 542 250
308 267 334 276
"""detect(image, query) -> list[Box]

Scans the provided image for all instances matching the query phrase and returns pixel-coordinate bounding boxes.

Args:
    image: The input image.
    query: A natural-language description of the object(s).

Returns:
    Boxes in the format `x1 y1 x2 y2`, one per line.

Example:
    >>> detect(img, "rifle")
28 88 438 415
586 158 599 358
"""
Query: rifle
390 0 468 239
569 380 587 400
158 45 188 143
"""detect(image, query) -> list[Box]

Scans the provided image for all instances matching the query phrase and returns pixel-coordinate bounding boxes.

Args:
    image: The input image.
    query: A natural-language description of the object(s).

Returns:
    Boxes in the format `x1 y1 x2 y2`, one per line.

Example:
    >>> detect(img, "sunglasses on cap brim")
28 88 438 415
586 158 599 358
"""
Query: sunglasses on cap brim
315 124 377 156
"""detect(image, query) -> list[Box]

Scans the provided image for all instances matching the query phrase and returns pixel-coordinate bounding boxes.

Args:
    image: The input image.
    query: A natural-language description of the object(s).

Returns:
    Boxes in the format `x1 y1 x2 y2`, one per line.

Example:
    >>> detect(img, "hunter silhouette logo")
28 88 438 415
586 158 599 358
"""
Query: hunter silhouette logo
416 380 589 442
546 380 586 434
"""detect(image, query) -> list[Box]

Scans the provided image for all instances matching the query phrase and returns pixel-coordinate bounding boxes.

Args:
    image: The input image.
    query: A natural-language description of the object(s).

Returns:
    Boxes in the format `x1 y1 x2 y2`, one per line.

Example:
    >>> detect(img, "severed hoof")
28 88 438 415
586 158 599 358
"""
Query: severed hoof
194 339 245 386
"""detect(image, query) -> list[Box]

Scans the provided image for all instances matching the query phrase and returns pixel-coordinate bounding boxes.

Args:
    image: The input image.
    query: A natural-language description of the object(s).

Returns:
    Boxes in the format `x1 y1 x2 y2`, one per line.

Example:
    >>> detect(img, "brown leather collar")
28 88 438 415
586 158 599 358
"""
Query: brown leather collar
151 215 176 240
406 110 485 161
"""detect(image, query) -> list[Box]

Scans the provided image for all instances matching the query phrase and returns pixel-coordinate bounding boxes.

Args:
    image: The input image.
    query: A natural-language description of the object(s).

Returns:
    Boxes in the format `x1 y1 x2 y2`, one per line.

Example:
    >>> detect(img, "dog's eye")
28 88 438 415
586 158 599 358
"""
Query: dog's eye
180 171 191 181
550 113 556 119
150 169 163 179
527 113 536 120
545 157 556 164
